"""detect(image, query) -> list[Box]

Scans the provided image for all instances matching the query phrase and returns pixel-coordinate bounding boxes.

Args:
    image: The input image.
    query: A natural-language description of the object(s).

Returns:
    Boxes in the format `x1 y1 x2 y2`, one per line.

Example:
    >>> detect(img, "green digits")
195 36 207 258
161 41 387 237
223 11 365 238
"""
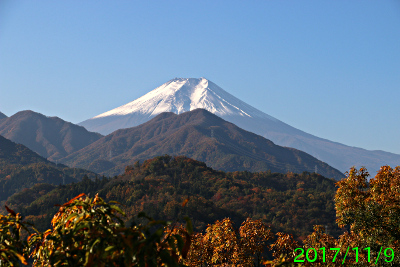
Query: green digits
384 248 394 263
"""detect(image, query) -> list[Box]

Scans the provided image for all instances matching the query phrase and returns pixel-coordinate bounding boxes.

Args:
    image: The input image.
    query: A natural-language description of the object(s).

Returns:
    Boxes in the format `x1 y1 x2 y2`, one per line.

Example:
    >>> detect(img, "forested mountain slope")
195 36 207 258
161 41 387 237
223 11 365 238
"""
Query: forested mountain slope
64 109 344 179
0 135 96 201
5 155 342 238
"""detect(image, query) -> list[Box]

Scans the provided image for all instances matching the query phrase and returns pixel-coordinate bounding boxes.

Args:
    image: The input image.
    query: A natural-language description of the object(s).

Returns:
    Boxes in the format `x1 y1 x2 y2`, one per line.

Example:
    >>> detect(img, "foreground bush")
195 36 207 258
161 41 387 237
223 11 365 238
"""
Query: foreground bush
27 193 191 266
0 207 29 266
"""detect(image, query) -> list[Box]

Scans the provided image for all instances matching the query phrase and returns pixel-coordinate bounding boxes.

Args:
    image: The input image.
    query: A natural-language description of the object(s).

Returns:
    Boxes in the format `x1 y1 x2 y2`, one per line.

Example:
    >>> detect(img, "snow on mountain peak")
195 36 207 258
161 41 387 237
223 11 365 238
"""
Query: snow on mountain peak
78 77 400 176
93 77 276 121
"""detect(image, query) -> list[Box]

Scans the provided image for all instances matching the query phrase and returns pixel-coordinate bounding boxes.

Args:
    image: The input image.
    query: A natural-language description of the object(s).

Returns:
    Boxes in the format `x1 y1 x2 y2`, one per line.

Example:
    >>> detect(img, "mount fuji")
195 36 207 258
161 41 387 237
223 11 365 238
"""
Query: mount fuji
79 77 400 174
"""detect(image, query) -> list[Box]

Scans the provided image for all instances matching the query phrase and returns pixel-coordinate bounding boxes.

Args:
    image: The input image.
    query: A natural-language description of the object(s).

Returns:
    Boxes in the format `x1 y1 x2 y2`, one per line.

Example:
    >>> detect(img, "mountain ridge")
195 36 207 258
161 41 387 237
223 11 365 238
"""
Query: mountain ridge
0 112 7 120
0 110 103 161
65 109 344 179
78 78 400 174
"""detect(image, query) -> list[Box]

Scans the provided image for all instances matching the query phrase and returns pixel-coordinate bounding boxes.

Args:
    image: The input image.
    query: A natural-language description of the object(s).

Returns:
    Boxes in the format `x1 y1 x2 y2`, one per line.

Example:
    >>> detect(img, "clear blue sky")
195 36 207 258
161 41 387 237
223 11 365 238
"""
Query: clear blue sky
1 1 399 154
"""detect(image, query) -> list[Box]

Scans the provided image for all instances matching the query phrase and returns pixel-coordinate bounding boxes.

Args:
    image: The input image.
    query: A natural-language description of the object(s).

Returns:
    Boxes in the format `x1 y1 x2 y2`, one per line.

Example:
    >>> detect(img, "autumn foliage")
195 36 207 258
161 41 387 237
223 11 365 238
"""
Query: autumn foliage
2 165 400 266
27 193 191 266
0 208 29 266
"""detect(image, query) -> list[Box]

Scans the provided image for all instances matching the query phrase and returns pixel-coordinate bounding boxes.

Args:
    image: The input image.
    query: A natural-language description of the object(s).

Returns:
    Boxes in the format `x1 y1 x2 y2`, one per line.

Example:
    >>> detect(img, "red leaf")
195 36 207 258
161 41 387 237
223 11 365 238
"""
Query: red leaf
5 205 16 217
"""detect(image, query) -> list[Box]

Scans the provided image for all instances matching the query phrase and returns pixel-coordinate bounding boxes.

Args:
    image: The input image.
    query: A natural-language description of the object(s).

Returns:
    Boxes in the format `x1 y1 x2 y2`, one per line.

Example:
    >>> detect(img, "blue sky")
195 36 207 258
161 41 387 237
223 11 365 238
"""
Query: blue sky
1 1 399 154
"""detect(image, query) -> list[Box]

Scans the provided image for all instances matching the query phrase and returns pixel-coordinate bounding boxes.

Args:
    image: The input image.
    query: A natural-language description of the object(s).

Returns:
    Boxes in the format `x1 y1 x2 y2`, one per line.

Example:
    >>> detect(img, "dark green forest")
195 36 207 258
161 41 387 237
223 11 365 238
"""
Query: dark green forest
4 155 341 239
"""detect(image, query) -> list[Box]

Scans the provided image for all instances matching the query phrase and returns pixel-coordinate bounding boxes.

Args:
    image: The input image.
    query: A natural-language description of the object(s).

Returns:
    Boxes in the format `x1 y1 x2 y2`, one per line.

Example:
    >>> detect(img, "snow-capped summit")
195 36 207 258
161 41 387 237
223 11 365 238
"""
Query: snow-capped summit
92 77 275 121
79 77 400 174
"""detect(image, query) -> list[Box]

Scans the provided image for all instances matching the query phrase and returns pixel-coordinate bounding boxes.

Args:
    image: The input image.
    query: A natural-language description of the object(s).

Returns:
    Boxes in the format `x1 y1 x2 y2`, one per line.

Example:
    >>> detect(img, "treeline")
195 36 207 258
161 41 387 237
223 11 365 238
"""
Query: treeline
2 165 400 266
5 155 341 238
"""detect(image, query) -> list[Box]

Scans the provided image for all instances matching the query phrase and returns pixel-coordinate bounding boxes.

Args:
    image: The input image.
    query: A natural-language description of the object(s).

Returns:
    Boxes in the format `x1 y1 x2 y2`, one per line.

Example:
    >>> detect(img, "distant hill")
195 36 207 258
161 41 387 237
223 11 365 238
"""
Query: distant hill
5 155 342 238
0 110 102 161
0 134 48 166
63 109 344 179
0 135 96 201
0 112 7 120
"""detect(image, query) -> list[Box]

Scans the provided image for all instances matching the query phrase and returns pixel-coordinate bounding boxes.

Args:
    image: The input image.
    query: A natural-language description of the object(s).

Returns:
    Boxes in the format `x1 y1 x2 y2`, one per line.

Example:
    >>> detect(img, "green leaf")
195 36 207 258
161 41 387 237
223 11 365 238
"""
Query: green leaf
104 245 115 252
90 238 101 253
173 234 184 251
159 250 177 267
184 216 193 234
110 205 126 216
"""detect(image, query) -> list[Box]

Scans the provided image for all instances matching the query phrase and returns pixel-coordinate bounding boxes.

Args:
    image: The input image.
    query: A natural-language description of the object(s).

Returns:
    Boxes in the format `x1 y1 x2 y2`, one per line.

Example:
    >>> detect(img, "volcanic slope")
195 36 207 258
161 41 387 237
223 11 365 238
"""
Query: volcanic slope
0 135 95 201
0 110 103 161
65 109 344 179
79 77 400 174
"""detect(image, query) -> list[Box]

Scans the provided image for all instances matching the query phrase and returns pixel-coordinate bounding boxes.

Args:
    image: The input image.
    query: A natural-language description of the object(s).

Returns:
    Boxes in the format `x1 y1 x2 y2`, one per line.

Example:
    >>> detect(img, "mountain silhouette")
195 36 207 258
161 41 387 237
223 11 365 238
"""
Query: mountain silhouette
0 110 102 161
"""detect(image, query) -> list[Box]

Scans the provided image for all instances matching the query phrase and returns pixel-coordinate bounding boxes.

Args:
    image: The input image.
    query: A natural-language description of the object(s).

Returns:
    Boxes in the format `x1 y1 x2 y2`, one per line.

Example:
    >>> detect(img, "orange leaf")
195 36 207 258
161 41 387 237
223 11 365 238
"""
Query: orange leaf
63 193 86 206
27 233 36 243
182 198 189 207
14 252 27 265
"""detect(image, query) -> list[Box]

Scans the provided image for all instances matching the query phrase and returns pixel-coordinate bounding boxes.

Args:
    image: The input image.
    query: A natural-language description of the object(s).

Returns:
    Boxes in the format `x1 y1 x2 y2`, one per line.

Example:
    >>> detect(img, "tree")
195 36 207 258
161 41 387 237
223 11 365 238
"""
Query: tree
239 218 274 266
183 217 274 266
333 166 400 265
268 232 300 266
